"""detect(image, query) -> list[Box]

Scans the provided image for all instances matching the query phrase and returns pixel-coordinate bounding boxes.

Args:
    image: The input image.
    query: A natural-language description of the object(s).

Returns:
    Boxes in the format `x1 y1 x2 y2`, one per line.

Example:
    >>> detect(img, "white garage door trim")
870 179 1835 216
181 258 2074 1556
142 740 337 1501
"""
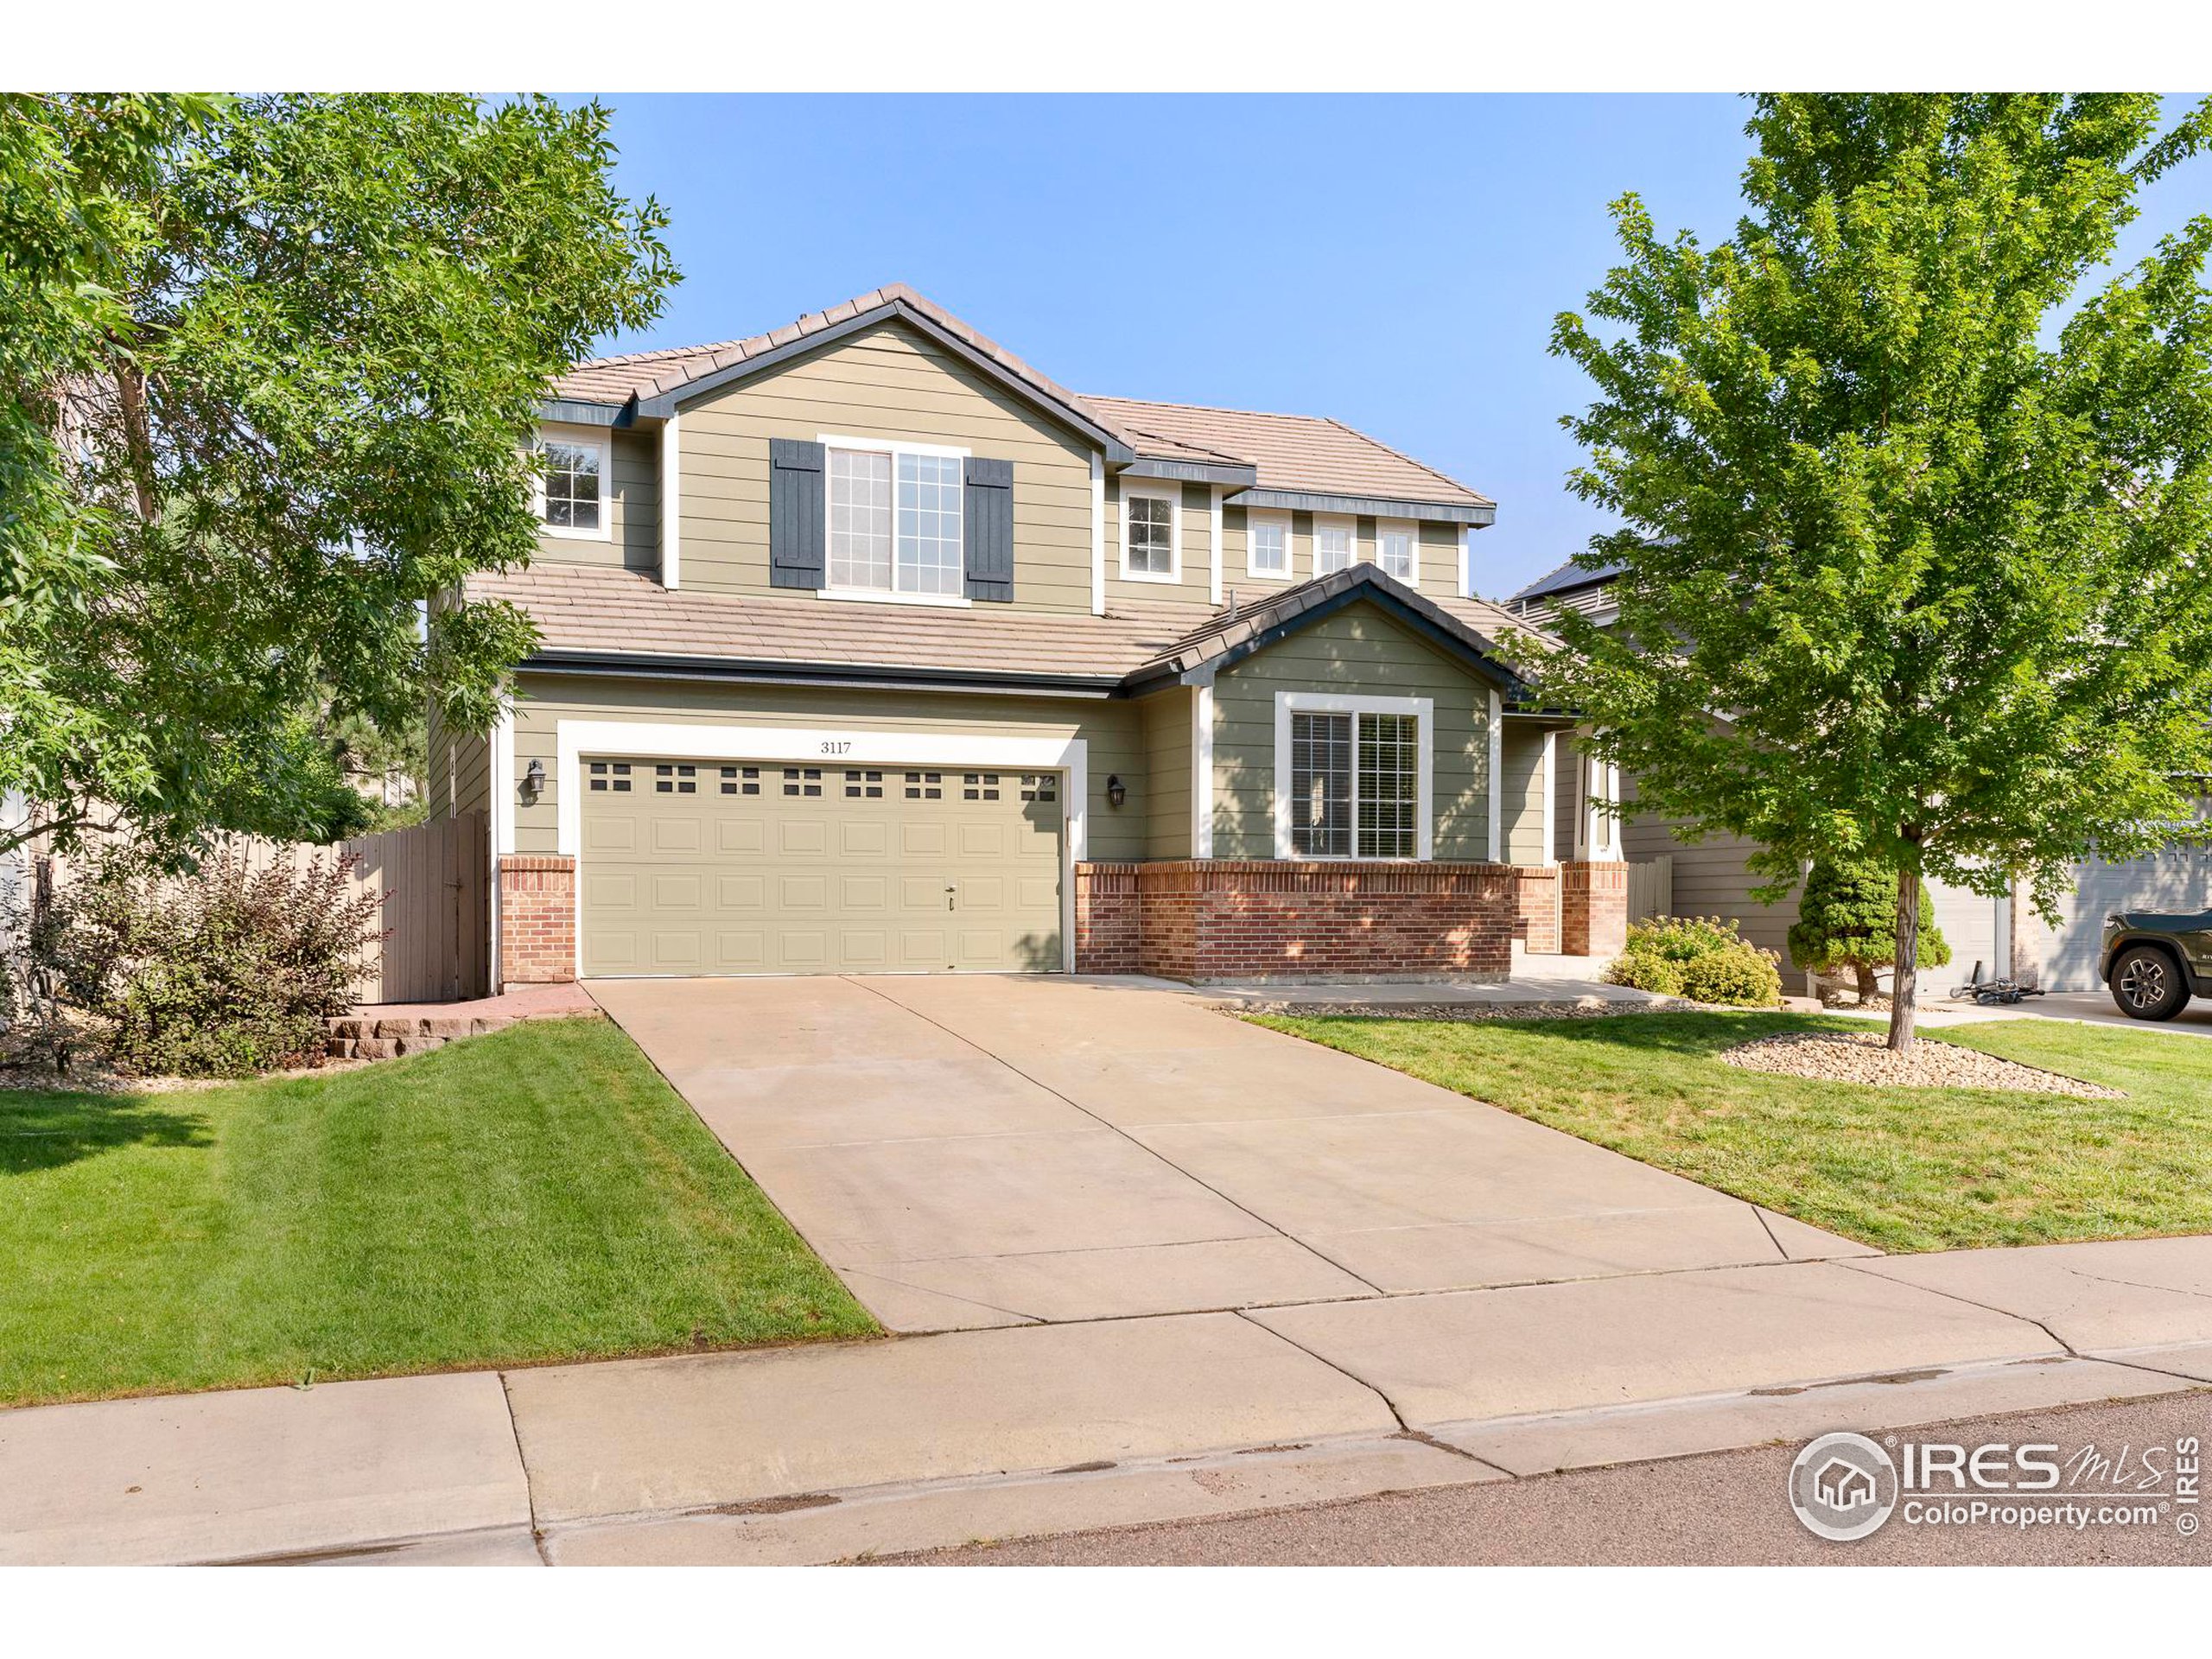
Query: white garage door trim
553 720 1088 973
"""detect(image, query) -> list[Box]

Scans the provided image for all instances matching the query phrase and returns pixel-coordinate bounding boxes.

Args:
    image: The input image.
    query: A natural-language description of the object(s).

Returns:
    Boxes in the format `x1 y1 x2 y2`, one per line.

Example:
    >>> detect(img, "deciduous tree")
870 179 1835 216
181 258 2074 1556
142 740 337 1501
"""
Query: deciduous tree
1527 94 2212 1048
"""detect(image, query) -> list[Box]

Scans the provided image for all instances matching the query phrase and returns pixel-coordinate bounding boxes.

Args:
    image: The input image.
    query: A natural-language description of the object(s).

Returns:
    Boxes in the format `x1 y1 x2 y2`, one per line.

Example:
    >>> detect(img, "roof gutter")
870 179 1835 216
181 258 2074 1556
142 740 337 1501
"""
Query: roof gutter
519 650 1123 700
1118 456 1260 488
1229 487 1496 527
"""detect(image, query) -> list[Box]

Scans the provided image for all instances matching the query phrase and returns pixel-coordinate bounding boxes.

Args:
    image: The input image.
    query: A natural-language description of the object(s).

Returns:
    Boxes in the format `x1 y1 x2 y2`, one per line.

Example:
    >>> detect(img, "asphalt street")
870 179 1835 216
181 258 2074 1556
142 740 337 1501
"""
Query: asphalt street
893 1389 2212 1566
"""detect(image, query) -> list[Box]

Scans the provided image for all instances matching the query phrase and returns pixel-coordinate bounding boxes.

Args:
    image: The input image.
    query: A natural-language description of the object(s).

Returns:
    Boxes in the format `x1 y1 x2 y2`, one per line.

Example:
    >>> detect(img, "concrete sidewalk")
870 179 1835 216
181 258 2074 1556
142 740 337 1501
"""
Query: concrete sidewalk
7 1235 2212 1566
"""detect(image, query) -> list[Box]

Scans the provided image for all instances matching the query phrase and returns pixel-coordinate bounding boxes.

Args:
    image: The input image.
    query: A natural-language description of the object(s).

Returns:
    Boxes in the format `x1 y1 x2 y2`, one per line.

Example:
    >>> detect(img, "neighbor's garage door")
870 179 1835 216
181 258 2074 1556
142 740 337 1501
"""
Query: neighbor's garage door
578 759 1064 976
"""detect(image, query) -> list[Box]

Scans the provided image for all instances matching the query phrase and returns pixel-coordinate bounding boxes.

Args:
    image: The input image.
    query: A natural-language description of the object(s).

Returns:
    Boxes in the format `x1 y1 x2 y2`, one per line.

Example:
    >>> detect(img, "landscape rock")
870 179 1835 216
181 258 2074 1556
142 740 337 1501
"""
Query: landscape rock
1719 1031 2123 1098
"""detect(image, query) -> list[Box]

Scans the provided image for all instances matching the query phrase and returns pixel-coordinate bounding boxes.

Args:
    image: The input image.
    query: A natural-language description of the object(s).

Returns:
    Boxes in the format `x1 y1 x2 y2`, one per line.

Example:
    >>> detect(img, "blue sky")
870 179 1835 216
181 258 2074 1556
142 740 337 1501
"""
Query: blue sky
588 94 2206 602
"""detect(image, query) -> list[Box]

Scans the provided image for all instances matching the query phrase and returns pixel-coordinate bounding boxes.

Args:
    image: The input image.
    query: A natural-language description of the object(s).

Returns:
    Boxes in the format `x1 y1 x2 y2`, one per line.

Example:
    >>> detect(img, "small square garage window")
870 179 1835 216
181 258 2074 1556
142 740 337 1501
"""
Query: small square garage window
588 761 632 793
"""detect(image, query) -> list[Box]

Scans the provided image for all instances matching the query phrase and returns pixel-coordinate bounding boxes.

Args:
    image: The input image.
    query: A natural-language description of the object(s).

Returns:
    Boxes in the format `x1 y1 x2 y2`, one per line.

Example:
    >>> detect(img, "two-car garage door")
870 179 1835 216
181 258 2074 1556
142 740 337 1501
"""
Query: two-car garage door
578 759 1065 976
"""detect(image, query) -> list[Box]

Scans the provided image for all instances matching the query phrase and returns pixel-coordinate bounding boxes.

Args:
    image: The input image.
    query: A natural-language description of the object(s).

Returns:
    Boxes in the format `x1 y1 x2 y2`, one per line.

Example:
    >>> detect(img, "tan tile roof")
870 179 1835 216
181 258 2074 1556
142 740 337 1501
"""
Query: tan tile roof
1084 397 1493 510
551 284 1129 449
470 562 1536 692
550 286 1491 512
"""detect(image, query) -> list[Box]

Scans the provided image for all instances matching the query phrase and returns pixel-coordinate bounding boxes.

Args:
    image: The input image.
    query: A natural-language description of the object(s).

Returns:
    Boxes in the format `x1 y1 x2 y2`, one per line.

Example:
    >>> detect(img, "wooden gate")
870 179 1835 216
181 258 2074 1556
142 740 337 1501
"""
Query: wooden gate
1626 855 1674 925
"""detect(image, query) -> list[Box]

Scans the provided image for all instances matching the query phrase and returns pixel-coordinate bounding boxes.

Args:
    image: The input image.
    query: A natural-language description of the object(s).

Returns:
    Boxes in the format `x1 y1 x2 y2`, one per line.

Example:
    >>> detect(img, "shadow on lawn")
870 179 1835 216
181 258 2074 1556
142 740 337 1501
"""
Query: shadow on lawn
1301 1008 1839 1060
0 1090 211 1176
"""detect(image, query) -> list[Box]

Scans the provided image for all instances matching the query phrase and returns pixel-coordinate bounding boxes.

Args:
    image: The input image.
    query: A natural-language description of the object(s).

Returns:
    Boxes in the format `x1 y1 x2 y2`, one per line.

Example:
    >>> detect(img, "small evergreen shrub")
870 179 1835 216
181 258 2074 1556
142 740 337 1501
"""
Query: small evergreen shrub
56 844 385 1077
1787 856 1952 1001
1605 914 1783 1007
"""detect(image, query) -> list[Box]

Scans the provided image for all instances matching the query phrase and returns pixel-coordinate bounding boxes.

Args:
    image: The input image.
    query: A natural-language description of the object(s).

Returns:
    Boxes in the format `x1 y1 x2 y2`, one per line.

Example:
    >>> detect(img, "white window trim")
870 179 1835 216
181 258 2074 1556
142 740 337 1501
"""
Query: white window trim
659 416 682 588
1208 486 1224 606
1272 691 1434 861
534 423 613 543
1120 482 1182 584
1089 453 1106 615
1191 682 1215 857
553 721 1087 974
817 431 973 607
1245 508 1294 583
1312 513 1357 579
1376 519 1420 586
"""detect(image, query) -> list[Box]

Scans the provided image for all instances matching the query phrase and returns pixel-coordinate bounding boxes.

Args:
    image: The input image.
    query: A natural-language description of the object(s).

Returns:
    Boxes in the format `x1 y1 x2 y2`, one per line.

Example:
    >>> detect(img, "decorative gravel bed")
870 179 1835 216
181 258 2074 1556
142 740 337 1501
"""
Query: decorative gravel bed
1719 1031 2125 1098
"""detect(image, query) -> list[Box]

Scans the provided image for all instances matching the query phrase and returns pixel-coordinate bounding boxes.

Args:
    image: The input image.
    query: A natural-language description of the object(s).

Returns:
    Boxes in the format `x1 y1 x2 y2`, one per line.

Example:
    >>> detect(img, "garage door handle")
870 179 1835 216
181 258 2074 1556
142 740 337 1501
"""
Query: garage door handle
945 882 957 911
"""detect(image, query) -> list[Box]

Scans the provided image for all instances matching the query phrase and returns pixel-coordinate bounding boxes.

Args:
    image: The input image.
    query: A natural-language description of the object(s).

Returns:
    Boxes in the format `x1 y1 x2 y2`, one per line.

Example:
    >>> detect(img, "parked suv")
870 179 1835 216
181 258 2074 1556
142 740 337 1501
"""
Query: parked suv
2101 911 2212 1020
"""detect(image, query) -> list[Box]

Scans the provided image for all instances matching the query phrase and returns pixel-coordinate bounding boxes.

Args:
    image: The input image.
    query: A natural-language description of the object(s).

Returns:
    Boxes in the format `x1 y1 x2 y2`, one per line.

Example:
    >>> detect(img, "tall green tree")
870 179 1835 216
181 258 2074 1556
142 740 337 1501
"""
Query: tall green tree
1526 94 2212 1049
1 93 676 856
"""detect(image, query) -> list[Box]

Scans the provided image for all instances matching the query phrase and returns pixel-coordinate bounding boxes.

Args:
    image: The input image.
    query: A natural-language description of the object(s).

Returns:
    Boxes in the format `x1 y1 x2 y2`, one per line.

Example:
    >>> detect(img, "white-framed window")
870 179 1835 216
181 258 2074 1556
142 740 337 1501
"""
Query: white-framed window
1122 485 1179 582
1313 518 1353 575
534 428 609 540
1273 692 1433 861
1247 511 1291 580
823 435 967 600
1377 523 1417 583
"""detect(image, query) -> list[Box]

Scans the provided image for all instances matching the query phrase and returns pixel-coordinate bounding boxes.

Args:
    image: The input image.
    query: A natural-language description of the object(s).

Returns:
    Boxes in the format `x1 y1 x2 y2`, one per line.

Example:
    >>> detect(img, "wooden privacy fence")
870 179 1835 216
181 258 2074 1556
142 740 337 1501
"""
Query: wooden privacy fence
1626 855 1674 925
219 812 488 1004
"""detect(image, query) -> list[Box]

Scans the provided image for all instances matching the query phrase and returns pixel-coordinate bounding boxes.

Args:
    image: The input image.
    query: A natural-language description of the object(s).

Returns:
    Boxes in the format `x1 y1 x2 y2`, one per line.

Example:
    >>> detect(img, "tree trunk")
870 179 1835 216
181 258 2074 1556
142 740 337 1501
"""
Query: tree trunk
2009 874 2039 990
1889 861 1922 1052
1853 960 1880 1003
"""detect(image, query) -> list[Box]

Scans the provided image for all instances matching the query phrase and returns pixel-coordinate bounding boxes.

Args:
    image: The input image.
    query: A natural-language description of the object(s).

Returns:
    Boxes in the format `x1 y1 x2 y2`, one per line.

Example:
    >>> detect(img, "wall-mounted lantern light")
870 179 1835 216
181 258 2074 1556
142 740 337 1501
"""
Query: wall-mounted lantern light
1105 773 1127 809
522 758 546 803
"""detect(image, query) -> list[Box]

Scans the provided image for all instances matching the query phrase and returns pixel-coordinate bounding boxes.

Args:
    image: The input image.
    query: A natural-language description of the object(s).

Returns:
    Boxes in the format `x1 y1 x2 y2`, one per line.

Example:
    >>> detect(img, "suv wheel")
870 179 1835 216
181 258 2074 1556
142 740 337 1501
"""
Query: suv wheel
2111 944 2190 1021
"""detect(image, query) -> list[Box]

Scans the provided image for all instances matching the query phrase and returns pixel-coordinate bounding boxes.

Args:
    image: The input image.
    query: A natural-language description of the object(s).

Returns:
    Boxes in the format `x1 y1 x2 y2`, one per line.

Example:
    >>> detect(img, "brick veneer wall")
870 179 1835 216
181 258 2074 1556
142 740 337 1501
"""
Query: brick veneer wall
1073 861 1517 981
1073 861 1141 975
1560 859 1629 958
1513 867 1560 954
499 855 576 985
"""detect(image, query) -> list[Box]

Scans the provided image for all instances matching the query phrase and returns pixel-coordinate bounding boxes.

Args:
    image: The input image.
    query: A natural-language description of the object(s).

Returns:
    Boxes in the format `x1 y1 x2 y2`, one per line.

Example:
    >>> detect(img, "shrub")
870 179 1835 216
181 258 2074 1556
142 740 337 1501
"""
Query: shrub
1679 944 1784 1007
1605 914 1783 1007
55 843 385 1077
1788 856 1952 1001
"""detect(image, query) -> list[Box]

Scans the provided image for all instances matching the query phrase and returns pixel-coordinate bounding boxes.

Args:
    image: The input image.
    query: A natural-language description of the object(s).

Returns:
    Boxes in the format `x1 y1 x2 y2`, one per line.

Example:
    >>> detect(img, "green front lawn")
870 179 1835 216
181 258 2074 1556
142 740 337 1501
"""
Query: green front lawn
1254 1011 2212 1253
0 1018 876 1408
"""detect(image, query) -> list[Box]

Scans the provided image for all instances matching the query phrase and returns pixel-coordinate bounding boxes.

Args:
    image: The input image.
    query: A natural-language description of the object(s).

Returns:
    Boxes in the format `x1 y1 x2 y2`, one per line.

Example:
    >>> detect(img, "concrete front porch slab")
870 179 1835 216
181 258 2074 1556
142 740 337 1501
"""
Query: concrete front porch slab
1851 1236 2212 1354
1246 1261 2058 1426
500 1313 1398 1525
0 1372 529 1567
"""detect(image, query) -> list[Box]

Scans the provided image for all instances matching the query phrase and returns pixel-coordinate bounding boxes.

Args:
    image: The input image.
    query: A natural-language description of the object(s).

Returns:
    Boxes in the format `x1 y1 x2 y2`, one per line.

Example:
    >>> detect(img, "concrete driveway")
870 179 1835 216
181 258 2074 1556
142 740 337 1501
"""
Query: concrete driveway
587 976 1870 1332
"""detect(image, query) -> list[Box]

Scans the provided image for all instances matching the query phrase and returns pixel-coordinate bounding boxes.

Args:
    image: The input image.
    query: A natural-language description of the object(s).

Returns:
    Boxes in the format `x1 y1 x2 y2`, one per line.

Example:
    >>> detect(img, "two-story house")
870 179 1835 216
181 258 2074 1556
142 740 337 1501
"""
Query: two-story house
429 286 1626 988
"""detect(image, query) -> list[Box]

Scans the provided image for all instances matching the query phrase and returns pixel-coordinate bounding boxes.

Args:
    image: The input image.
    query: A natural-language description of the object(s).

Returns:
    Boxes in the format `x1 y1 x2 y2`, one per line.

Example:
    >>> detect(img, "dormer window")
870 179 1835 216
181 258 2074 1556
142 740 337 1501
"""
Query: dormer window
535 429 608 540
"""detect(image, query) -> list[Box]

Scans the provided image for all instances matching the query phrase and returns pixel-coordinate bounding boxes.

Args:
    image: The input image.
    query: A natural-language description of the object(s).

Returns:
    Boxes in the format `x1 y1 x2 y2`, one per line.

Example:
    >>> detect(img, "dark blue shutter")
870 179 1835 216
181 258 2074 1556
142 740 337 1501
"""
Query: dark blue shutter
769 438 825 589
964 456 1014 602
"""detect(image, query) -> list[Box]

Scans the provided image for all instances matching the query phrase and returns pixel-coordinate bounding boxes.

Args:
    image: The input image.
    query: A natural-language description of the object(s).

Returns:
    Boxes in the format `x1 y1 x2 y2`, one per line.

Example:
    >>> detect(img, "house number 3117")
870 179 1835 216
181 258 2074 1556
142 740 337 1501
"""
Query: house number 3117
818 741 852 755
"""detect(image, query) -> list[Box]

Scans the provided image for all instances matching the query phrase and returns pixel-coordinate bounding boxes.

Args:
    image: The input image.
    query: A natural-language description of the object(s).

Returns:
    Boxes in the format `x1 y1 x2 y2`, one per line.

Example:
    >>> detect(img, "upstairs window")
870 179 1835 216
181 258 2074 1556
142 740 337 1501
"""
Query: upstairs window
1314 520 1353 575
826 442 964 597
1123 487 1178 580
1249 513 1290 578
536 432 607 538
1378 525 1416 582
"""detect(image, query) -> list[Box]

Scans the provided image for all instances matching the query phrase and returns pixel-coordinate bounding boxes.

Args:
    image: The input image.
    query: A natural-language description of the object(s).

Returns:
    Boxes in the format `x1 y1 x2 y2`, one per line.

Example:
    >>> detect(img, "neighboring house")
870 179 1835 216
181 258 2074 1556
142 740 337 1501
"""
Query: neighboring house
1508 557 2212 991
428 284 1627 988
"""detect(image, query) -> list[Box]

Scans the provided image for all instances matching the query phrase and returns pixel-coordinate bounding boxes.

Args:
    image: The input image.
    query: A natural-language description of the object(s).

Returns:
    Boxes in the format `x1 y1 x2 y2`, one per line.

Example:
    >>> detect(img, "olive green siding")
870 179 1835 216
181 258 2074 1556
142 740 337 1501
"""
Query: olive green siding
533 428 659 574
1205 601 1495 861
665 321 1096 613
505 672 1147 861
1139 687 1194 859
424 699 490 822
1618 772 1801 959
1498 721 1554 867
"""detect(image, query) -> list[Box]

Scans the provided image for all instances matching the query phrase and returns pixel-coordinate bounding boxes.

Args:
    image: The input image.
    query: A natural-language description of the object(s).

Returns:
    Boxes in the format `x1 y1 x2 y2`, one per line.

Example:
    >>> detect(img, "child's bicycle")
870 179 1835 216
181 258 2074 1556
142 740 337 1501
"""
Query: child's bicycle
1950 960 2045 1006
